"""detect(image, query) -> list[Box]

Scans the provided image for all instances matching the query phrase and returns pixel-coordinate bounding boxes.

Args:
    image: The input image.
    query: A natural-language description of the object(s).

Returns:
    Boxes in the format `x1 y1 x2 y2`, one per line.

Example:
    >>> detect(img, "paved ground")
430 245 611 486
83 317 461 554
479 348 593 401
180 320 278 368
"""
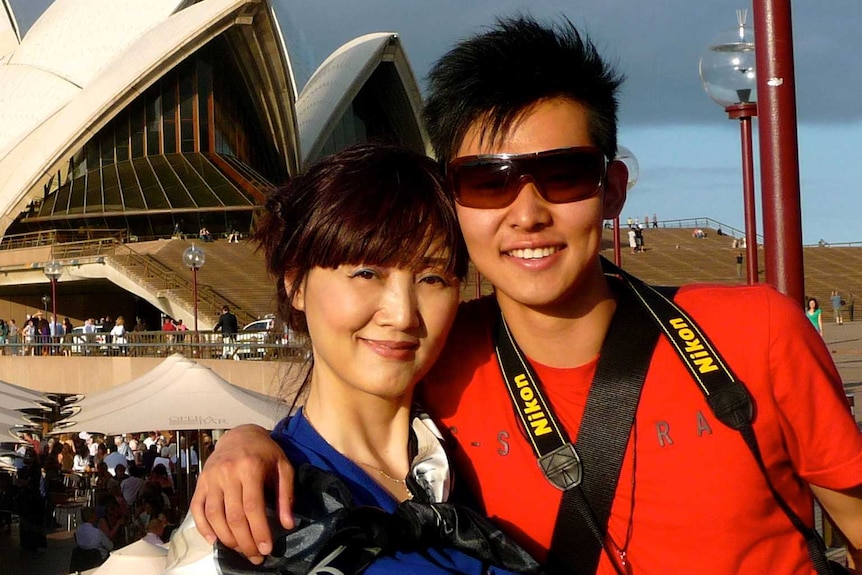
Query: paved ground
822 319 862 426
0 522 77 575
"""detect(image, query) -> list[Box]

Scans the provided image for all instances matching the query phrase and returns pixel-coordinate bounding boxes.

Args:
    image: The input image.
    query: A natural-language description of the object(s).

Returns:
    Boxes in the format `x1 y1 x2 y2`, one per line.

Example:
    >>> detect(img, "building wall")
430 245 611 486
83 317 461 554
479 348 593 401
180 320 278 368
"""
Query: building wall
0 356 304 399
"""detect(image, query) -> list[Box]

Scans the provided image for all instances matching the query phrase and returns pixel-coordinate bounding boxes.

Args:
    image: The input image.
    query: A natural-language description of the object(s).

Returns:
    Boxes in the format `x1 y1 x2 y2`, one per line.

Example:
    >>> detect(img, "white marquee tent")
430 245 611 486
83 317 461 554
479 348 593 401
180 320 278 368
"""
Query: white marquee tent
54 356 288 434
0 405 39 427
0 378 55 409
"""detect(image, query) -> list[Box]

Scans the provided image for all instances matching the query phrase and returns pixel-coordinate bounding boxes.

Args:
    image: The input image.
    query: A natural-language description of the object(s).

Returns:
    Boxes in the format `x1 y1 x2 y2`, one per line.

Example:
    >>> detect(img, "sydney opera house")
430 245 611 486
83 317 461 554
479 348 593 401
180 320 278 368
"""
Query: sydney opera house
0 0 428 367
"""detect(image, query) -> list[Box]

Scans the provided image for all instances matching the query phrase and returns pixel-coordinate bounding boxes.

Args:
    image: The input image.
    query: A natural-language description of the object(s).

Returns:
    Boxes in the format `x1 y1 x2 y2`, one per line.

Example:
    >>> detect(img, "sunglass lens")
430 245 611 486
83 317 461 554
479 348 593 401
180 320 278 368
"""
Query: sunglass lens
534 152 604 203
454 162 514 208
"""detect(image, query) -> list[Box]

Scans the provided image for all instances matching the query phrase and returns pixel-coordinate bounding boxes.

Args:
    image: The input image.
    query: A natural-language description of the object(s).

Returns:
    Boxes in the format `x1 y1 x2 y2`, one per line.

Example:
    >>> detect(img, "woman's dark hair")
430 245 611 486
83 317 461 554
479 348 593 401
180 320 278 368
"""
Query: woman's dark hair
424 14 624 165
808 298 820 310
255 142 467 334
254 142 467 408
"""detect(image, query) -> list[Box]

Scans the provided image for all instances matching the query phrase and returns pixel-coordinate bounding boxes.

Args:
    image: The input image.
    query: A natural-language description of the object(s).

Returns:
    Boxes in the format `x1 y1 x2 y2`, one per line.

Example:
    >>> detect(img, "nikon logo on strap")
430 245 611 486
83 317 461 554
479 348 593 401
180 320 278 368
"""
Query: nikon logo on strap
514 373 553 437
668 317 719 374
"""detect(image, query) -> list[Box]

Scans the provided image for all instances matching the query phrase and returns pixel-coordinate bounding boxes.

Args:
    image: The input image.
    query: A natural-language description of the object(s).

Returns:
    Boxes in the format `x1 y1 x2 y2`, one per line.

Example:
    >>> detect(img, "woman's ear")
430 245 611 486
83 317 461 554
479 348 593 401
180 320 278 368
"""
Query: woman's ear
286 272 305 312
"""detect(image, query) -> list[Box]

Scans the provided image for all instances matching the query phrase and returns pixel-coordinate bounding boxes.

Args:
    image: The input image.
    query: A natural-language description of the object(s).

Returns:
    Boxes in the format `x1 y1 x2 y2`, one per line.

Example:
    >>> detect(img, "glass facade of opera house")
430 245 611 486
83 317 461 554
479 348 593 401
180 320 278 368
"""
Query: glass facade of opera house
3 23 420 241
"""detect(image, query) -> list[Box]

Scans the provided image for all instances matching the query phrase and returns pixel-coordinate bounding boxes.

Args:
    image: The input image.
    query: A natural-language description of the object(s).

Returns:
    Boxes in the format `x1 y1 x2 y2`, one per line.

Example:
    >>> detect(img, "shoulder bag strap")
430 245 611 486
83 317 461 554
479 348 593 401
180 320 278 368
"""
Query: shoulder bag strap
549 277 666 574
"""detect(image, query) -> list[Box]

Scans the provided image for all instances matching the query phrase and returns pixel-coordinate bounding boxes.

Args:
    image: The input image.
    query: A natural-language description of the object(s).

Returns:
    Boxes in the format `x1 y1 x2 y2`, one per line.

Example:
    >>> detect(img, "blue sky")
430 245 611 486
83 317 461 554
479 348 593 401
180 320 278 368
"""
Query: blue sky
10 0 862 244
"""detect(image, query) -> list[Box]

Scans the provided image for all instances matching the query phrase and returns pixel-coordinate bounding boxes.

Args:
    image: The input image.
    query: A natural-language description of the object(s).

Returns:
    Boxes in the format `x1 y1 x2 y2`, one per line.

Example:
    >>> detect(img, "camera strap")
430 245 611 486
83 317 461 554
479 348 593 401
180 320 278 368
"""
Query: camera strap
495 256 835 575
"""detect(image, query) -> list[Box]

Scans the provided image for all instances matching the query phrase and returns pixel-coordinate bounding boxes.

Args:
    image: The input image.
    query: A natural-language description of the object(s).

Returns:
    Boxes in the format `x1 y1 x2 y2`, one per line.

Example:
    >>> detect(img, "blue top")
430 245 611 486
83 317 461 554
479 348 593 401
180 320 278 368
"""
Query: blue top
271 411 524 575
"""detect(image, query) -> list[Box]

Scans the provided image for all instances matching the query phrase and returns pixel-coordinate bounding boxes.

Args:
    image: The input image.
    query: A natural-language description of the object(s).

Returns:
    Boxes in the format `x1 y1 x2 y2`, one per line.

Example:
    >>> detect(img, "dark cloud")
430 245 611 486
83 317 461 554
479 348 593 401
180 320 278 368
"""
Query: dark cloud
11 0 861 126
274 0 862 125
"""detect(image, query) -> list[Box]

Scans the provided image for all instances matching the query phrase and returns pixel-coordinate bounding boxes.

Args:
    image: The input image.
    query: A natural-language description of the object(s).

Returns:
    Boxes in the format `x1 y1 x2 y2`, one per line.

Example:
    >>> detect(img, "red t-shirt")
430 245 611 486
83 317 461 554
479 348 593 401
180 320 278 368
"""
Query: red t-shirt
421 283 862 575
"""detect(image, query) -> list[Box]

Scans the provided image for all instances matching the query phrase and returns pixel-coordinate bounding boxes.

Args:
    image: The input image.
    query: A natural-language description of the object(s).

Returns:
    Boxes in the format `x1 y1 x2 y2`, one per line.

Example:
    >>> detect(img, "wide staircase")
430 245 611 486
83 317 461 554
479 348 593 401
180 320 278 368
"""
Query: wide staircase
109 238 276 326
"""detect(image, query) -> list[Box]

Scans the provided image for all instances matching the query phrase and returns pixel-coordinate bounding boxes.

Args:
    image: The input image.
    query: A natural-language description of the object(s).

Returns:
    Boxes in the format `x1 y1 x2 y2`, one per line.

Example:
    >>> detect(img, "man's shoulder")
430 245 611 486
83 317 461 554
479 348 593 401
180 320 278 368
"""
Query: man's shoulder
662 282 813 345
672 282 789 311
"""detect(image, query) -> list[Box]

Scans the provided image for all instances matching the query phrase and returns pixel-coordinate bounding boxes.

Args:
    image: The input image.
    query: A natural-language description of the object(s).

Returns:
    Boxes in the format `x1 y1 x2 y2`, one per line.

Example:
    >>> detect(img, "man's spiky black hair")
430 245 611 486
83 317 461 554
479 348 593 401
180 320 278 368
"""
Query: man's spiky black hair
424 14 624 165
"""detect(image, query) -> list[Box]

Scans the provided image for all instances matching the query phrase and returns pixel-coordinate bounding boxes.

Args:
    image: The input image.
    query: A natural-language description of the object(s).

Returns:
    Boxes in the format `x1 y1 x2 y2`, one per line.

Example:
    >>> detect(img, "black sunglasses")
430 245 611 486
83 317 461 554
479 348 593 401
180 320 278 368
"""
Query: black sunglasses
446 146 608 209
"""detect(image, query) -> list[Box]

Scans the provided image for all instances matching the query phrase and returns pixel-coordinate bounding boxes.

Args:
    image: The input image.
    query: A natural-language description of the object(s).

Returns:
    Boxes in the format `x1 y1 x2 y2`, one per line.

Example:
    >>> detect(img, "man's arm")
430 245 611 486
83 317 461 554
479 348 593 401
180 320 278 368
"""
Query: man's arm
190 424 295 565
811 484 862 572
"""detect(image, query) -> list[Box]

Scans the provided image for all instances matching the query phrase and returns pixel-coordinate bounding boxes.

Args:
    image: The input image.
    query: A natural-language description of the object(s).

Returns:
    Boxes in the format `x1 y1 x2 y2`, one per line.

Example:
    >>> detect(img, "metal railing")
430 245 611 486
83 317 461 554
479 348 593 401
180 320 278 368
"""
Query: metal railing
0 330 309 361
805 240 862 248
0 229 128 251
650 217 763 243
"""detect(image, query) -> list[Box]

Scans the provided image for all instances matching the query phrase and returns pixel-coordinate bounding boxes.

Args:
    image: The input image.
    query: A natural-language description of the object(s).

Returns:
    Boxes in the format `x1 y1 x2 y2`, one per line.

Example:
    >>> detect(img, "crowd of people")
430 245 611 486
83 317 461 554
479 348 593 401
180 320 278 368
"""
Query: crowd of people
0 429 214 568
0 313 230 357
0 313 130 356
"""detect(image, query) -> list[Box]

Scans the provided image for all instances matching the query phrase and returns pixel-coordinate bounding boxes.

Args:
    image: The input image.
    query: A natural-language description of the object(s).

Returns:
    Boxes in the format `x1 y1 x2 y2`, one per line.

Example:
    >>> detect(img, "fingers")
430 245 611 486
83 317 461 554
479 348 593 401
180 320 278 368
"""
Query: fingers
240 475 273 557
187 423 293 563
189 483 217 545
223 483 265 563
275 457 296 530
190 468 264 564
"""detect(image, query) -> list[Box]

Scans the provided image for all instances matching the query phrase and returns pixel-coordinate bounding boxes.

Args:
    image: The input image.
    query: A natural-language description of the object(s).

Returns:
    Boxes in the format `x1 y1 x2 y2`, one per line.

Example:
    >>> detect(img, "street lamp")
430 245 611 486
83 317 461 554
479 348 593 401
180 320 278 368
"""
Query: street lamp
699 9 759 284
614 146 640 267
182 244 206 336
43 261 63 349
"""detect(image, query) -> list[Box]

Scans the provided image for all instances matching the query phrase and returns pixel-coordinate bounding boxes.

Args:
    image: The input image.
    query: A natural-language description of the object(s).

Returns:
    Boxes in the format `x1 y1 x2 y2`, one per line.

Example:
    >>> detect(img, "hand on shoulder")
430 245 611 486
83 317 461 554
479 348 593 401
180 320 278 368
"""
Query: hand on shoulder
190 424 294 564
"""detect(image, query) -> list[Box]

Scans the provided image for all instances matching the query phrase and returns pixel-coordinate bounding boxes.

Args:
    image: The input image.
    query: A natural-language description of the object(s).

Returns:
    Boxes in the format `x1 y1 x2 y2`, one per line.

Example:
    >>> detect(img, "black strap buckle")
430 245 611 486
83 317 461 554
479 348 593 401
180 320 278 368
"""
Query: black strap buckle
539 442 582 490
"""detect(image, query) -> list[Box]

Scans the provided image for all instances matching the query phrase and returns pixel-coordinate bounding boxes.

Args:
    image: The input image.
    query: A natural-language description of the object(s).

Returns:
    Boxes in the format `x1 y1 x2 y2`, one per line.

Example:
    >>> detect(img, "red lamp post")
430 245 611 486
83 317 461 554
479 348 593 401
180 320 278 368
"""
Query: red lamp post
699 10 760 284
182 244 206 345
752 0 805 304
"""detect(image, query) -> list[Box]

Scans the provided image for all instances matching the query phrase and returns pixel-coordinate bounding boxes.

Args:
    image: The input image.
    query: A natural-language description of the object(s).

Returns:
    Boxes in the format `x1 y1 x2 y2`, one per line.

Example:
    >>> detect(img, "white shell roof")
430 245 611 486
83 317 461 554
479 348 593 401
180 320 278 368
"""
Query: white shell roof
0 0 19 61
0 0 298 234
296 32 424 165
0 0 182 157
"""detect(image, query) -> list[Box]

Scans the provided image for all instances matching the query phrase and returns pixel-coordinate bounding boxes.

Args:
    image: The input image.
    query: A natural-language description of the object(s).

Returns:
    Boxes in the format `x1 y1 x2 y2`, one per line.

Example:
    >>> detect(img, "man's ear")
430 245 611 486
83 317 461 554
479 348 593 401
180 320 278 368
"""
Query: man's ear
286 273 305 312
602 159 628 220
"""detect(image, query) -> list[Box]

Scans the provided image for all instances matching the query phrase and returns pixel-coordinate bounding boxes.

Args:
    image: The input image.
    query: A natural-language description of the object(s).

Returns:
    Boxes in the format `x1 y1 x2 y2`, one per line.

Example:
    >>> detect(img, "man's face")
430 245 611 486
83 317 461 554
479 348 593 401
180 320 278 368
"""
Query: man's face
453 97 626 316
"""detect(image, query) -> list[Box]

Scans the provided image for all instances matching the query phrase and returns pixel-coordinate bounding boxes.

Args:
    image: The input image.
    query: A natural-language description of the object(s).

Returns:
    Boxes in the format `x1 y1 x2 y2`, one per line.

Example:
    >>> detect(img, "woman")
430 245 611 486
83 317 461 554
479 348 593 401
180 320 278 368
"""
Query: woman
21 315 33 355
173 143 537 575
110 316 127 354
72 441 90 473
806 297 823 336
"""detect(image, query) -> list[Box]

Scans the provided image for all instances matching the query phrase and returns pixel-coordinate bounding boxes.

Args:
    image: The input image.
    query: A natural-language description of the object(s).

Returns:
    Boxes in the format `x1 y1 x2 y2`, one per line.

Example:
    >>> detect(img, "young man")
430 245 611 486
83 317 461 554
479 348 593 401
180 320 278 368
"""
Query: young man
213 305 238 359
191 16 862 573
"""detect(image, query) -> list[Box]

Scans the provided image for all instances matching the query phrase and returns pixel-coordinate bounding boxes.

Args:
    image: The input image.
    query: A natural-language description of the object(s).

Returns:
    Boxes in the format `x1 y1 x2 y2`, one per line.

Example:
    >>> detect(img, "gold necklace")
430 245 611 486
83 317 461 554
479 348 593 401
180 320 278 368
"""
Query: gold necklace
304 410 413 498
352 459 407 484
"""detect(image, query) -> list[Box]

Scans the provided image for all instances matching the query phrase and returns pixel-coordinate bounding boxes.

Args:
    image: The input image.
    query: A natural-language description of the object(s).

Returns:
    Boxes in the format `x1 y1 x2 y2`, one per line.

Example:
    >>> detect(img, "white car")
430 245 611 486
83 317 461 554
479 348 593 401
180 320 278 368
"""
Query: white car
233 316 306 360
233 316 278 360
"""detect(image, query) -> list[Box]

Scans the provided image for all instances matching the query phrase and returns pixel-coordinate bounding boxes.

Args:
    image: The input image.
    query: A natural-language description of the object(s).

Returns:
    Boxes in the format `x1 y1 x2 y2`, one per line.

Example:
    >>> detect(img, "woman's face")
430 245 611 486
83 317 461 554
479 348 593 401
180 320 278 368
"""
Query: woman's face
808 299 816 310
294 247 460 402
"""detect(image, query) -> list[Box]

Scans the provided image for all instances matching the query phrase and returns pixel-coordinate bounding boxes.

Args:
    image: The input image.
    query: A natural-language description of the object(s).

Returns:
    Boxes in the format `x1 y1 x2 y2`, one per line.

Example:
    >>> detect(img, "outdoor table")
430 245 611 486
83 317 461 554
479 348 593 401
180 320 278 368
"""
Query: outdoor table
53 499 85 530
